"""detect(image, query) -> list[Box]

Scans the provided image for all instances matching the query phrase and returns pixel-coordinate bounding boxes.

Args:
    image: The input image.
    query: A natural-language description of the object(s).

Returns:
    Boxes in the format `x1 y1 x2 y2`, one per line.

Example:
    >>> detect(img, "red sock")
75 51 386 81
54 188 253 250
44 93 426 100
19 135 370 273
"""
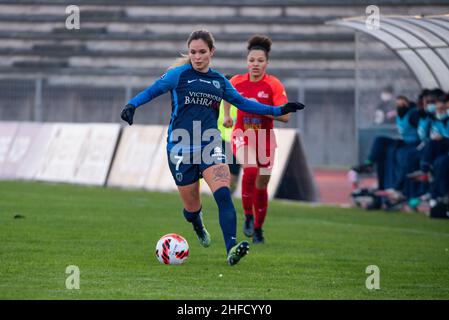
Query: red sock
241 167 258 216
253 187 268 229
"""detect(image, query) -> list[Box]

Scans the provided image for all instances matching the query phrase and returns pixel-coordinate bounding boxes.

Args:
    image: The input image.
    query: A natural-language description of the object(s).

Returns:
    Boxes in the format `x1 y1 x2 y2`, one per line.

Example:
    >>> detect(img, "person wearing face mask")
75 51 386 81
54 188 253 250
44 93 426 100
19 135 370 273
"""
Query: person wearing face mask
351 95 420 209
408 93 449 182
379 96 425 206
428 153 449 218
120 30 305 266
426 94 449 218
374 86 396 125
387 96 428 206
417 89 445 143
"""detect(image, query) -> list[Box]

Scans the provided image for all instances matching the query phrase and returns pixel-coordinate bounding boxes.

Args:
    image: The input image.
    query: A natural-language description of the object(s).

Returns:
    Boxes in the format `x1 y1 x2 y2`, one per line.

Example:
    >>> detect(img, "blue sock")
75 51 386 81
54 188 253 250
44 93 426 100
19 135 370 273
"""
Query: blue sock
213 187 237 253
183 208 204 232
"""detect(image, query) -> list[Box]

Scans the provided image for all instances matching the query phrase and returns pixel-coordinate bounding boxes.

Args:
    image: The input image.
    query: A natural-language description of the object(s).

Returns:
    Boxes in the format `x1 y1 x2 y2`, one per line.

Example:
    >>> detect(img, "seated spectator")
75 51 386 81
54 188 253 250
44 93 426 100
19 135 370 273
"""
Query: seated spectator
428 154 449 218
408 92 449 182
385 90 449 209
417 88 445 143
351 95 420 209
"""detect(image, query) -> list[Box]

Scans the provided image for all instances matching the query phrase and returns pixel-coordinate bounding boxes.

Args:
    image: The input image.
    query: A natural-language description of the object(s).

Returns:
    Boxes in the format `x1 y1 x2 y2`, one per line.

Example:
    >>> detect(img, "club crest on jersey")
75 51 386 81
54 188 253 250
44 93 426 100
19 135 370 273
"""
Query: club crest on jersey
212 146 226 161
213 80 220 89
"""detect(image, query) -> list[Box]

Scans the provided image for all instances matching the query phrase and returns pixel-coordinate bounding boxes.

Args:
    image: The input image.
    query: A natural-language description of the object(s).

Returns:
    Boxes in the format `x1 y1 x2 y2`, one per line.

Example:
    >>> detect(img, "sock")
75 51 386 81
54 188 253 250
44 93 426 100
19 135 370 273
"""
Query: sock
421 162 431 173
213 187 237 253
253 187 268 230
183 208 204 232
242 167 258 216
245 214 254 222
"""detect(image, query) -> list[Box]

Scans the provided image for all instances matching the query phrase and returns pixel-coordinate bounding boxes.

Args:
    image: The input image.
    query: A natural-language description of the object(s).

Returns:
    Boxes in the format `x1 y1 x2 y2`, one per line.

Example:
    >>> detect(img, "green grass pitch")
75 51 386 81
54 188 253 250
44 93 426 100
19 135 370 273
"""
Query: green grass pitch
1 180 448 299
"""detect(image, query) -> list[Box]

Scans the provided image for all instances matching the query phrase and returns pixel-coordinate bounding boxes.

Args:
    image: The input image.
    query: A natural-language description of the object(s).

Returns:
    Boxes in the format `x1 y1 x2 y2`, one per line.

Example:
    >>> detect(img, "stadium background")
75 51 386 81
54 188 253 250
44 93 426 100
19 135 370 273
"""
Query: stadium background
2 0 448 167
1 0 449 300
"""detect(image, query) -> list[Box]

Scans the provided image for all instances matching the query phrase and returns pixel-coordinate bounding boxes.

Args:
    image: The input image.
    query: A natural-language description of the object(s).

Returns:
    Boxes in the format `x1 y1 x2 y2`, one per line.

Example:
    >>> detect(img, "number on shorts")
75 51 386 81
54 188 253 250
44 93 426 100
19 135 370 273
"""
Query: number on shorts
174 155 183 171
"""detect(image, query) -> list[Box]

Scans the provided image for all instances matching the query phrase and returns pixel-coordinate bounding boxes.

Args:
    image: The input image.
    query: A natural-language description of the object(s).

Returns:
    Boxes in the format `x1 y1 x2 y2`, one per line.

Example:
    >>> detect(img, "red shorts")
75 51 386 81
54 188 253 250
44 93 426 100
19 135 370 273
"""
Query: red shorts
231 129 276 169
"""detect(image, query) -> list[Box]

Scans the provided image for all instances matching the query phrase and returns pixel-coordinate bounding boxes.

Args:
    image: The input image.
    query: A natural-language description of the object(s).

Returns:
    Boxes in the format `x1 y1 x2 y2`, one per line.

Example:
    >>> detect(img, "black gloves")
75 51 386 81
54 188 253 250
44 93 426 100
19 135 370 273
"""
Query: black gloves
280 102 306 115
121 104 136 125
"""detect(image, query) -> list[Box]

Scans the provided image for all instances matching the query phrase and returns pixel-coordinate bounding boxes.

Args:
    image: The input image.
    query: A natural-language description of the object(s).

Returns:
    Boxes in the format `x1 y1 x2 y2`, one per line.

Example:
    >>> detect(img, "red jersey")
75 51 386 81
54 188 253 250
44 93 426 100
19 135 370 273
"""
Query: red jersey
231 73 288 149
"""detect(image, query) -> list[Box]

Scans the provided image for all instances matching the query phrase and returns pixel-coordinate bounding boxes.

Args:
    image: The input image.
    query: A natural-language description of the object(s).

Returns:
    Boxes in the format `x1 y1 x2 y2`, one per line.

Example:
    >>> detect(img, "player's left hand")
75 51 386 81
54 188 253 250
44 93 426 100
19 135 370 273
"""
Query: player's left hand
280 102 306 115
121 104 135 125
223 116 234 128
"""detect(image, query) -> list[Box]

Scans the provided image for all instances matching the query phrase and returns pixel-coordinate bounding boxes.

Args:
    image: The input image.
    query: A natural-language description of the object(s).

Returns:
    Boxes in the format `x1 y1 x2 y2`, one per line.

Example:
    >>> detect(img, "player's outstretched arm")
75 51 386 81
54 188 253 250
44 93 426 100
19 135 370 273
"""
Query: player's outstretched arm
225 91 305 117
120 66 185 125
223 77 305 117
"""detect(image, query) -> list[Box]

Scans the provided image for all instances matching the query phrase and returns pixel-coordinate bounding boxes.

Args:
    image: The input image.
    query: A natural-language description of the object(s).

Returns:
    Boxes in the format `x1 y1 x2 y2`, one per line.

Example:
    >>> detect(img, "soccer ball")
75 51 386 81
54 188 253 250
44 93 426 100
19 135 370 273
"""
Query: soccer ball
155 233 189 265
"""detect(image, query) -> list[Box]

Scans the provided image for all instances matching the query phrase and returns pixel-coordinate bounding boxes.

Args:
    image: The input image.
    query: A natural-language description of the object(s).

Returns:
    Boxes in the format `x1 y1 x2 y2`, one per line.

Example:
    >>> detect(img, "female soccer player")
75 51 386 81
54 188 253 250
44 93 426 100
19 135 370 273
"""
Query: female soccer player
121 30 305 266
223 35 291 244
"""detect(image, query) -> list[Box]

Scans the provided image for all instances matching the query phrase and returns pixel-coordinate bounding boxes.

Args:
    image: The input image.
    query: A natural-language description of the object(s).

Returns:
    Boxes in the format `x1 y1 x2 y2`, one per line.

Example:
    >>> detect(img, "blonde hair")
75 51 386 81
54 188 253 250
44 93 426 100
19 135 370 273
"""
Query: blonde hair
169 29 215 69
170 54 190 69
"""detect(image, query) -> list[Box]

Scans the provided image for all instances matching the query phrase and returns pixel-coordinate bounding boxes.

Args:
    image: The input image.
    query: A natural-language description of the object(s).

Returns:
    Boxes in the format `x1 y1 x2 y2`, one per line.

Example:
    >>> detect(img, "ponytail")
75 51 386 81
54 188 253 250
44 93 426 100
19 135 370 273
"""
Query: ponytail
169 54 190 69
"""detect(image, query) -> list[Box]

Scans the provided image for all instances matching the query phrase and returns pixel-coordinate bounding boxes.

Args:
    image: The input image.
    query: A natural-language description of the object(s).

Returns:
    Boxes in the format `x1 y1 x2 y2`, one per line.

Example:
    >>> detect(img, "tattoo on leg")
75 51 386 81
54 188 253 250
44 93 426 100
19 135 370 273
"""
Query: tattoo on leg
191 188 197 199
212 165 231 183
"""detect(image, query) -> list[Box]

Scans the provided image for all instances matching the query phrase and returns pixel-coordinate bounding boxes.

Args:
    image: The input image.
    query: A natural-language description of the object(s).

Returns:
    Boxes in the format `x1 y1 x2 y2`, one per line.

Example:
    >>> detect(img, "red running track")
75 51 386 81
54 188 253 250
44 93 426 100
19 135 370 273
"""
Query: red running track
313 168 377 206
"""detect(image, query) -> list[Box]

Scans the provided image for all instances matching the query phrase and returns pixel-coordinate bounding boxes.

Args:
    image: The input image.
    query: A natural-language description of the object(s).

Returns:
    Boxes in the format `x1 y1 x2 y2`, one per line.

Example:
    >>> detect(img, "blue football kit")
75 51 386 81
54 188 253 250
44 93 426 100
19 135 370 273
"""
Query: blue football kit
127 63 283 186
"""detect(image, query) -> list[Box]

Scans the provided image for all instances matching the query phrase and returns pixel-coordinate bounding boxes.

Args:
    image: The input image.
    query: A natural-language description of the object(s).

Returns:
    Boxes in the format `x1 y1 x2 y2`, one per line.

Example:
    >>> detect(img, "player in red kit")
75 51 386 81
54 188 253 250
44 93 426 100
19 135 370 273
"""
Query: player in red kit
223 35 291 244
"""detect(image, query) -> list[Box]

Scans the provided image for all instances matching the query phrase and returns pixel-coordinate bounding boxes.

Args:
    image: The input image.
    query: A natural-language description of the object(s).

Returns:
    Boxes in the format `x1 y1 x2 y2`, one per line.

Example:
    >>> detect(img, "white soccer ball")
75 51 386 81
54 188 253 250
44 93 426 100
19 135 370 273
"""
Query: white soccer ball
155 233 189 265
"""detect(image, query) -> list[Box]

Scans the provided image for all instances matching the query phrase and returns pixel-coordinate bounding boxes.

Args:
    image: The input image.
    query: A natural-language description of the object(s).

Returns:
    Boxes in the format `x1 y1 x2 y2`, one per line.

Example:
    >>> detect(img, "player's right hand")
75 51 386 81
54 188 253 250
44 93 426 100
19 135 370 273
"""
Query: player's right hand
223 116 234 128
280 102 306 115
121 104 135 125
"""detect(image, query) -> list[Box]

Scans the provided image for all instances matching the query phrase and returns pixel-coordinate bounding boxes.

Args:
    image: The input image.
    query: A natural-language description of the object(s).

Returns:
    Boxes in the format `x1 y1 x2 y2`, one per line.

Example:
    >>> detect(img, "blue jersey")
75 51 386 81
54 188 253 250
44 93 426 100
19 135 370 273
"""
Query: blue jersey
430 114 449 138
396 107 420 144
417 109 437 142
128 64 283 153
418 115 430 142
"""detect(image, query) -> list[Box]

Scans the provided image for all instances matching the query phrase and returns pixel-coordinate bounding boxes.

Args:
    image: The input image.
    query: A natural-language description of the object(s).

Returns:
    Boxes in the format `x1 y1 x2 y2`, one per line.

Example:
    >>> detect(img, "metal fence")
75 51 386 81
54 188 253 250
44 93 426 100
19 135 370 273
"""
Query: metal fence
0 76 359 167
0 77 301 126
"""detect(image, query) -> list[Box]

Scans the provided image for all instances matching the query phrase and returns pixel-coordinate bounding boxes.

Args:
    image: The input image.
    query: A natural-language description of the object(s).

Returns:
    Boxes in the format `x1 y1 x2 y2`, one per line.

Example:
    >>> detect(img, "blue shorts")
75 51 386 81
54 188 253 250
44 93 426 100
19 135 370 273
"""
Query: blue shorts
167 145 227 186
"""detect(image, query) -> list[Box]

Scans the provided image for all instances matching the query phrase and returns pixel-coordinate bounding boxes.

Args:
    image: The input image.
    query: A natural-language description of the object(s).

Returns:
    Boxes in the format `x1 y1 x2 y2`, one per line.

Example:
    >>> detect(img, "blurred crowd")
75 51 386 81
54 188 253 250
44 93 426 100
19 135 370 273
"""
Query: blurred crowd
350 88 449 218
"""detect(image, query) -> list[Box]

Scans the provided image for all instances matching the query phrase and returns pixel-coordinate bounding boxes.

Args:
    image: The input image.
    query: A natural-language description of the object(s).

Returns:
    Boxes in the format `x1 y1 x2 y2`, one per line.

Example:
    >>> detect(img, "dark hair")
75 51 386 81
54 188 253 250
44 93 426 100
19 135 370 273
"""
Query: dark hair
396 95 409 103
430 88 445 97
436 93 448 103
426 88 445 103
170 29 215 68
247 34 272 59
421 88 431 97
187 29 215 51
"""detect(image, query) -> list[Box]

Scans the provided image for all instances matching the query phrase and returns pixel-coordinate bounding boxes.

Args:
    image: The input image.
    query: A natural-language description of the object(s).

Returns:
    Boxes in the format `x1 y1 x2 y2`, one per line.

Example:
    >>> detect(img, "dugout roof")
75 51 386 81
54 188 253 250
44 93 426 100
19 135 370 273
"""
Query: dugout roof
328 14 449 91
